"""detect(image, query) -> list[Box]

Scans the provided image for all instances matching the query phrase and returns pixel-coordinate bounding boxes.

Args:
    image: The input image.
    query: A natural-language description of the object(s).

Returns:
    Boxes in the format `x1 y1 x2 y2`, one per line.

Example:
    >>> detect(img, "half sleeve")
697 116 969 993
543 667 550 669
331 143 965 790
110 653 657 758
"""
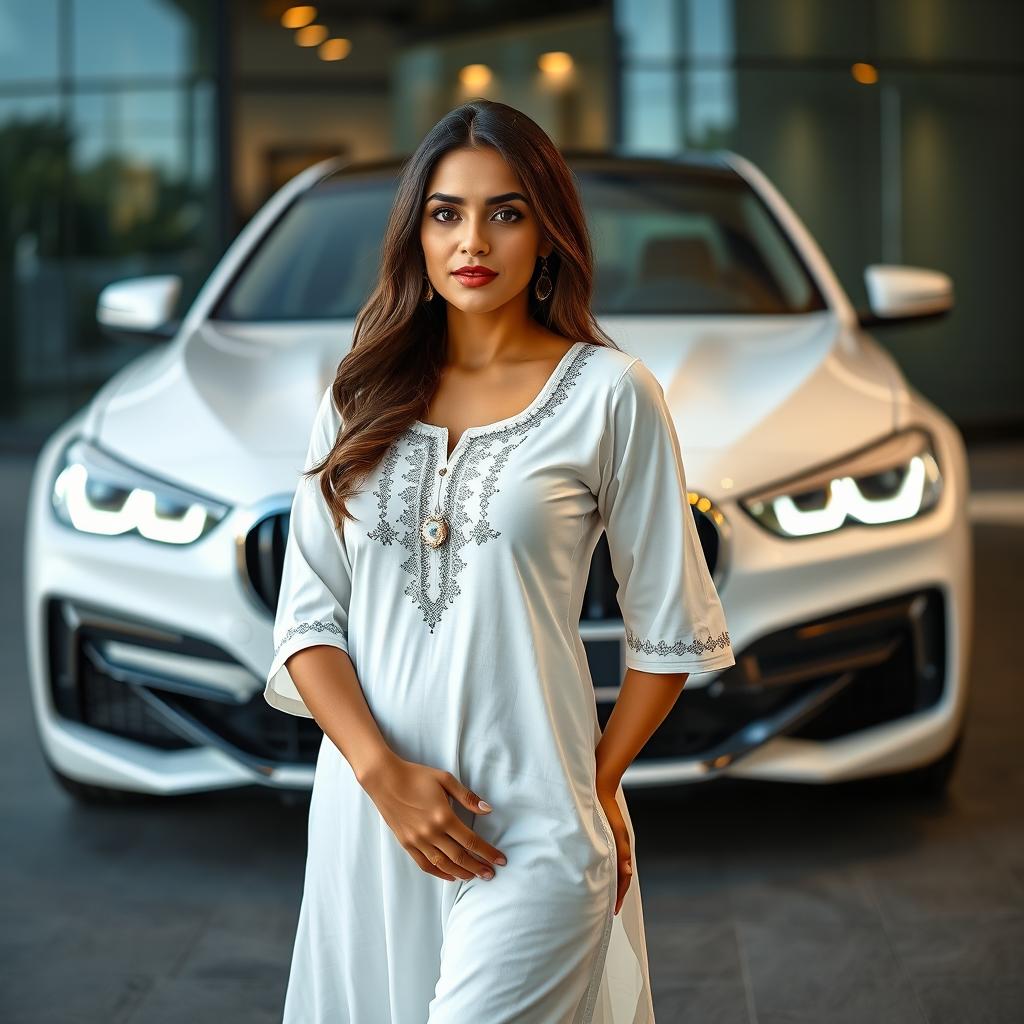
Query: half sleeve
597 359 736 675
264 385 353 718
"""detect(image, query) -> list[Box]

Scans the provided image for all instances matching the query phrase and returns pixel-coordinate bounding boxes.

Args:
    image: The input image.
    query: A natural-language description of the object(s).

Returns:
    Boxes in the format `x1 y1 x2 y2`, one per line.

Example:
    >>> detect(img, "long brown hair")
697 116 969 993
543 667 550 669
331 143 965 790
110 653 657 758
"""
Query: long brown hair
311 98 618 529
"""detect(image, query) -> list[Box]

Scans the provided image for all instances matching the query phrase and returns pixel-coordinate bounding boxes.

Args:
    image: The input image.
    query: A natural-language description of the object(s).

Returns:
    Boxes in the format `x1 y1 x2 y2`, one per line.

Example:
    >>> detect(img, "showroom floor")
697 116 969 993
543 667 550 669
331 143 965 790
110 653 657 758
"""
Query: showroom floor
0 440 1021 1024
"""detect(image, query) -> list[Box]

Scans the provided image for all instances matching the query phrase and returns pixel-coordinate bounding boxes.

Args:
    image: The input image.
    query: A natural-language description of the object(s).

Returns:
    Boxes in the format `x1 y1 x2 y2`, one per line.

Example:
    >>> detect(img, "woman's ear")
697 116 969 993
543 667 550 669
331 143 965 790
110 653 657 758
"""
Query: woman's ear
540 240 554 260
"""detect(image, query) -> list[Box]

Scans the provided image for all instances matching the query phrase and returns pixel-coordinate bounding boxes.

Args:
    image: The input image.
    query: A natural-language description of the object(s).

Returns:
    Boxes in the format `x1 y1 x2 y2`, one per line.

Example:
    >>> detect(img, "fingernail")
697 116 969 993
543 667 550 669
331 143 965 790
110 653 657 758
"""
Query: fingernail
478 800 492 811
495 854 507 865
482 869 494 879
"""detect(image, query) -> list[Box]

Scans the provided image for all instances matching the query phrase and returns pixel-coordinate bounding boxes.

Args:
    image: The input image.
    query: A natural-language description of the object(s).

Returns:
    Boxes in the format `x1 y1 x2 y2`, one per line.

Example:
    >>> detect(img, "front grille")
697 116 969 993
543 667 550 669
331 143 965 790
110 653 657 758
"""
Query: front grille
243 510 290 614
691 506 723 579
581 533 619 620
244 504 724 620
579 510 725 623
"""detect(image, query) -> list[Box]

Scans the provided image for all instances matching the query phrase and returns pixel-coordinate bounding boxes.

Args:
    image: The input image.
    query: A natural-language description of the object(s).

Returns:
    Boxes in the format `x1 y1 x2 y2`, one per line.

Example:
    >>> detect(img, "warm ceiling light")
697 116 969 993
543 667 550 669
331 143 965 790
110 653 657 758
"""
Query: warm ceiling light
281 5 317 29
319 37 352 61
851 62 879 84
459 64 492 90
295 23 329 47
538 51 574 76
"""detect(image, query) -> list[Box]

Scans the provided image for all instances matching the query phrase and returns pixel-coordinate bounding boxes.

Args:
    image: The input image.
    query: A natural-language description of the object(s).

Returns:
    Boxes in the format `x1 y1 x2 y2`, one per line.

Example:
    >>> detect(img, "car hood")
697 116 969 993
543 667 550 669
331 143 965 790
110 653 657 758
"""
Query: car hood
609 311 903 500
86 312 903 508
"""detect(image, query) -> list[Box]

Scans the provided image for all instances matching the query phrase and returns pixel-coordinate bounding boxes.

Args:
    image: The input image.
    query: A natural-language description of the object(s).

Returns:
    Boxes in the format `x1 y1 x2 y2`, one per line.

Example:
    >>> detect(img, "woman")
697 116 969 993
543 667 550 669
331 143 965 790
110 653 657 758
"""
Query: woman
265 99 735 1023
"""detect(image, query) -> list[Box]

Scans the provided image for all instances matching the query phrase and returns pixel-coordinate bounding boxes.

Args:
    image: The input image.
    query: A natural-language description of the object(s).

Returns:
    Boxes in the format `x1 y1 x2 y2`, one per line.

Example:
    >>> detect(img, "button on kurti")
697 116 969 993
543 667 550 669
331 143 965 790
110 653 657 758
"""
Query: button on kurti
265 340 735 1023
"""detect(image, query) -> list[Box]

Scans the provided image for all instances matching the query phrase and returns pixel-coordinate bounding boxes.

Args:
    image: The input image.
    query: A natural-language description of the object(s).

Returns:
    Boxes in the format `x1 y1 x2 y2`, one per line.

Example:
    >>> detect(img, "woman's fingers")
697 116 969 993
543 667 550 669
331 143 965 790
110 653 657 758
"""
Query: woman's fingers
420 814 508 881
424 842 475 881
614 849 633 914
407 847 456 882
371 760 507 881
600 793 633 915
432 832 496 880
446 816 507 869
437 769 494 815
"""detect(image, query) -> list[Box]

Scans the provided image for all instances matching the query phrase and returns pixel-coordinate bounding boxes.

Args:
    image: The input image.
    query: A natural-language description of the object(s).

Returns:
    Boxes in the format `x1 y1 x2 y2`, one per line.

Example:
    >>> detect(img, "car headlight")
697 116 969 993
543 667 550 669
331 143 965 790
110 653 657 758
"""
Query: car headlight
739 427 943 538
52 438 230 544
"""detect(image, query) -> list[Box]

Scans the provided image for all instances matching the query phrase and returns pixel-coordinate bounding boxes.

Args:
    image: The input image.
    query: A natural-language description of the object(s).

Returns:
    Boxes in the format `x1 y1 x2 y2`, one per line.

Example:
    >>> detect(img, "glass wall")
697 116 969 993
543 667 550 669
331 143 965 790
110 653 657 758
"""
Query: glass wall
2 0 1019 440
393 9 612 154
0 0 223 437
616 0 1024 431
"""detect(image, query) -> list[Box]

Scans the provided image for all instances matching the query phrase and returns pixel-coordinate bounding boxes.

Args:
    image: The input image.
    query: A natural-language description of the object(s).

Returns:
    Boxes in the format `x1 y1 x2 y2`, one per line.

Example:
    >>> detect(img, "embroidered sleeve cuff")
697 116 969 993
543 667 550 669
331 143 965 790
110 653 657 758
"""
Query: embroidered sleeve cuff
264 619 349 719
622 628 735 675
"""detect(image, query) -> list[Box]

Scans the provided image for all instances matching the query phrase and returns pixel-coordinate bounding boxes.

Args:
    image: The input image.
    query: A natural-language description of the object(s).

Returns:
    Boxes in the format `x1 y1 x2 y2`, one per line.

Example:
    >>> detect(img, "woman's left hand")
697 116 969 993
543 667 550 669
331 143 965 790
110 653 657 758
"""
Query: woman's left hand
597 784 633 915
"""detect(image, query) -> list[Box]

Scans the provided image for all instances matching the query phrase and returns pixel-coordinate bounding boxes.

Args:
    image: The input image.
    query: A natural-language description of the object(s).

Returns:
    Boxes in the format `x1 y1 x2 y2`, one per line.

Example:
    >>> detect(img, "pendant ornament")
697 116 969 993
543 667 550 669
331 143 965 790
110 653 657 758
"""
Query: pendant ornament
420 511 449 548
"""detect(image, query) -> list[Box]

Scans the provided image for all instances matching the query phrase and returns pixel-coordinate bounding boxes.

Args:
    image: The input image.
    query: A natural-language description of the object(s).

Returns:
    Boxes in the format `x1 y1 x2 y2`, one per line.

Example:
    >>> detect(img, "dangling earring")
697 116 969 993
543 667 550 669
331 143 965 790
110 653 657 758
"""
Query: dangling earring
534 255 553 301
422 272 434 302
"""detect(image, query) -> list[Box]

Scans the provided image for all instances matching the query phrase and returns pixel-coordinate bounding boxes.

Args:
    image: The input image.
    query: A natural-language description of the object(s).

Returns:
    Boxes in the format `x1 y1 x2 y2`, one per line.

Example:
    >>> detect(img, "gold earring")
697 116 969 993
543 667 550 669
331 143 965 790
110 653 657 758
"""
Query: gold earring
534 255 552 301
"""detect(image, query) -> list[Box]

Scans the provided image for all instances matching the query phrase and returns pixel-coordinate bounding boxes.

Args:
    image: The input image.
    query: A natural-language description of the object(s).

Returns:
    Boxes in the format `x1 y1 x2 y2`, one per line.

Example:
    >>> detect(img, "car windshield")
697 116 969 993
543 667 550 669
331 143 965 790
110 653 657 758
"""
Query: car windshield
213 166 827 321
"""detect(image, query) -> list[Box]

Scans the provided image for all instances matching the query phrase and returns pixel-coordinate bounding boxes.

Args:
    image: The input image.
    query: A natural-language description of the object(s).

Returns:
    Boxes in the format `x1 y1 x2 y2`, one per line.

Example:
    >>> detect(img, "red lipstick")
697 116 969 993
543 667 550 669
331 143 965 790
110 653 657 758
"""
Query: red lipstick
452 265 498 287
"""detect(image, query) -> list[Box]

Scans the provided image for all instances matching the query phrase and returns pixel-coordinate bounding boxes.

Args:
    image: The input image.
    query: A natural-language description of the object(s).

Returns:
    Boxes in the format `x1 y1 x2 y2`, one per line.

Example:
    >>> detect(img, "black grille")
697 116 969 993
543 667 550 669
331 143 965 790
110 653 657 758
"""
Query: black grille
623 586 947 760
153 687 324 764
46 597 323 767
245 504 723 621
244 510 290 614
80 646 194 750
691 506 722 578
44 580 945 778
788 588 946 740
581 533 619 621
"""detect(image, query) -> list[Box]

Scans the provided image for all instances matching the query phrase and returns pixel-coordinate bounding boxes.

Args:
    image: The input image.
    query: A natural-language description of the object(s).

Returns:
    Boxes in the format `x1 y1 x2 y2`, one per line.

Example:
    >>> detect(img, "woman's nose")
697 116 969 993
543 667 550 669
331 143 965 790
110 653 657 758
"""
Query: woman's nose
460 221 488 254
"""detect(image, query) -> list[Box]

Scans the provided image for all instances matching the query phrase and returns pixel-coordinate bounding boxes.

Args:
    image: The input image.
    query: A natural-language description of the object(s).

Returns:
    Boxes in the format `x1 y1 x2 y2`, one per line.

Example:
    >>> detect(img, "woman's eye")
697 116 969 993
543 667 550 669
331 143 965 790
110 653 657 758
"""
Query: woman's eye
430 207 521 223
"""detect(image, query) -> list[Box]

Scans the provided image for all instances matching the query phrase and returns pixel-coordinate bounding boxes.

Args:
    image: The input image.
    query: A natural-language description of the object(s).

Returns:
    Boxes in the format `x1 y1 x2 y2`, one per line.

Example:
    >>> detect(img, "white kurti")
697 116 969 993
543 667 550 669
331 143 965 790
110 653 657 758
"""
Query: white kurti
265 340 736 1024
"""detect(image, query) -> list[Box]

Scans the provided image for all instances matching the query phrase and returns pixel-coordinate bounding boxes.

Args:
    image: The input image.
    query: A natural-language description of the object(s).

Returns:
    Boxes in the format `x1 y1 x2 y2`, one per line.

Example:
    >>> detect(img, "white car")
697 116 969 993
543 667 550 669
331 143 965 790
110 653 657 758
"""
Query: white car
24 151 971 803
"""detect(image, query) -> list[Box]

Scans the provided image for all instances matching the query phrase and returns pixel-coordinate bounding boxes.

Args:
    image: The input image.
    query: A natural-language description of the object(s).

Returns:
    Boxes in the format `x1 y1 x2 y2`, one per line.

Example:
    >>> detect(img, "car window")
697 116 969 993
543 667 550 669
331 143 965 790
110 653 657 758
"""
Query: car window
212 168 827 321
213 177 395 321
579 171 827 314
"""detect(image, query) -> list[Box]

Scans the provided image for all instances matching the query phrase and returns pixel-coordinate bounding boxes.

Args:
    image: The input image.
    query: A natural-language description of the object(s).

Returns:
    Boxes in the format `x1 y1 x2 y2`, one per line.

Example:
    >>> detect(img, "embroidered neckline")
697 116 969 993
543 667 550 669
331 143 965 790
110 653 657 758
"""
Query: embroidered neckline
368 340 596 633
407 340 587 460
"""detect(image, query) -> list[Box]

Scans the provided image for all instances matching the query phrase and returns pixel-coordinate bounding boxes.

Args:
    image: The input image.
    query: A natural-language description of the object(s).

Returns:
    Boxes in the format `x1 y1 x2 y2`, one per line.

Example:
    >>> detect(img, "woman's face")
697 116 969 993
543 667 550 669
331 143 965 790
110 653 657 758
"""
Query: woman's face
419 146 550 315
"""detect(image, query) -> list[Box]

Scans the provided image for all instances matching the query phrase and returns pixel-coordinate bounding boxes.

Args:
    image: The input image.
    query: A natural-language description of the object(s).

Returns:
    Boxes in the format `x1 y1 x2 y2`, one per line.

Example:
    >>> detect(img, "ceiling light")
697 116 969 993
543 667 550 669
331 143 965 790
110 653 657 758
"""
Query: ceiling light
296 24 329 47
281 5 317 29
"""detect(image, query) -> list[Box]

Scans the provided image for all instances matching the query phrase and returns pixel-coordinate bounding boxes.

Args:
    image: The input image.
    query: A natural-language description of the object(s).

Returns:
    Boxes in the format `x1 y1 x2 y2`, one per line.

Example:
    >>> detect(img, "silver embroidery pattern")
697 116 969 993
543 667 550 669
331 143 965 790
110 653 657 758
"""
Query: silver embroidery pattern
275 619 345 658
368 343 595 633
367 442 401 546
624 626 732 660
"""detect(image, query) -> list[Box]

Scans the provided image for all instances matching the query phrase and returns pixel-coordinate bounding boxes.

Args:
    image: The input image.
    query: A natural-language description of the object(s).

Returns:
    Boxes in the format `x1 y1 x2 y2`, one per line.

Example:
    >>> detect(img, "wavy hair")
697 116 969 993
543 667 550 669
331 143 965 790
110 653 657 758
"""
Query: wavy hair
311 98 618 528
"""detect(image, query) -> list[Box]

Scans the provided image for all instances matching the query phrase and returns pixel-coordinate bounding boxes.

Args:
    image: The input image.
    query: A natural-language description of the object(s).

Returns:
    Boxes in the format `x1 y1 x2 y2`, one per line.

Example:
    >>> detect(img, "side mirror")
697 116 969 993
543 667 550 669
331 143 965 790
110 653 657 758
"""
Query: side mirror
96 275 182 341
857 265 954 327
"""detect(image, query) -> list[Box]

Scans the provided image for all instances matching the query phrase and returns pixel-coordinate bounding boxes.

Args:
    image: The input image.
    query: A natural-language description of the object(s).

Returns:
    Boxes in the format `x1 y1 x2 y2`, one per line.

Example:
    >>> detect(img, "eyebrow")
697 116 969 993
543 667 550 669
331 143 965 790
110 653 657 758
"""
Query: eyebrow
424 191 530 206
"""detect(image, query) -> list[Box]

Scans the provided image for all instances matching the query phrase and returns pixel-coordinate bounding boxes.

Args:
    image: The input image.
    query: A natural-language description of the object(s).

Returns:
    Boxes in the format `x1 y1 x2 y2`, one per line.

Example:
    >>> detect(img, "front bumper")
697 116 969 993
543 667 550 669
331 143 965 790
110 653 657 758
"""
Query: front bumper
34 573 962 795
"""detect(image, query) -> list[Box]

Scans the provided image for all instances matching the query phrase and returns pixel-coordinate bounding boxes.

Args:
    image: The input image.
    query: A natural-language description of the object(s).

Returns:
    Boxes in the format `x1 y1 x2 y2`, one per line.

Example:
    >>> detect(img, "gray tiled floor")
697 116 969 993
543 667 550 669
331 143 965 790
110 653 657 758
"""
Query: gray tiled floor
1 444 1022 1023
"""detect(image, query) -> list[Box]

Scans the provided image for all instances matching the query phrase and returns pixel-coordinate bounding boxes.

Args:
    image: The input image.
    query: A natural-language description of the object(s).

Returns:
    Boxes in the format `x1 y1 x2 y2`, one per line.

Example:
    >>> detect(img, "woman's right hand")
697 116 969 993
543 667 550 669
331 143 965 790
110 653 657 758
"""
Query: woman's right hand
359 755 508 882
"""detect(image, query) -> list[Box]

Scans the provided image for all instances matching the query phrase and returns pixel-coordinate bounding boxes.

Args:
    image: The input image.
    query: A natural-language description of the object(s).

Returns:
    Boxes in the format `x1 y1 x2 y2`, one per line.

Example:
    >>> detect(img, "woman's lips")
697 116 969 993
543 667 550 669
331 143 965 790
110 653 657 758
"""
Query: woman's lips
452 270 498 287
